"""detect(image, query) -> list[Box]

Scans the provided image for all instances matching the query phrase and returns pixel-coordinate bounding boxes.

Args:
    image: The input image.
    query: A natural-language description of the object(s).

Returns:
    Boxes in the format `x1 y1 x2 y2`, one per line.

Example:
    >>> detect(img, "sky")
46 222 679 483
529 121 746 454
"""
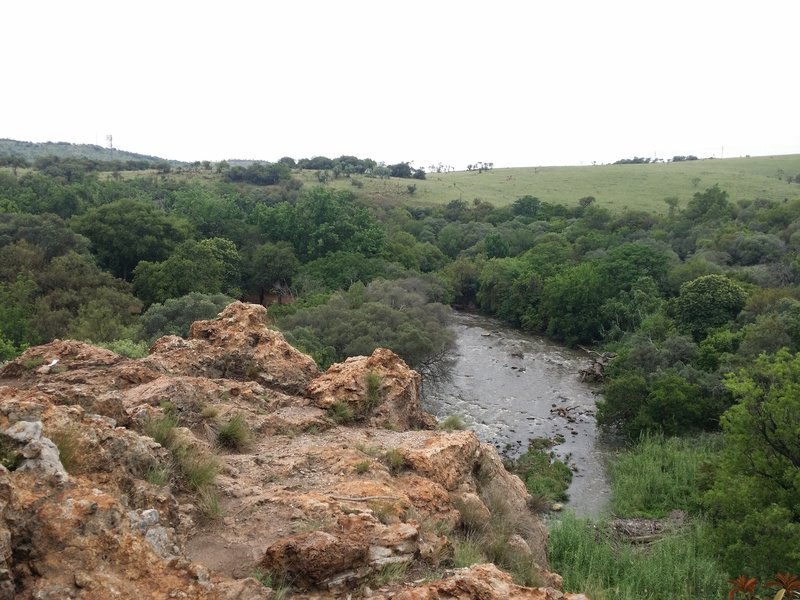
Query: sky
3 0 799 169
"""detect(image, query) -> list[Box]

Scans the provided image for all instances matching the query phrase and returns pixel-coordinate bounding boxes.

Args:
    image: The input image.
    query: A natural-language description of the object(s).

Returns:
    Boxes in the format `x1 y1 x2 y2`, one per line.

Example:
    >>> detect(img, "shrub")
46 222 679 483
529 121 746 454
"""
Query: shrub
145 464 172 487
196 488 223 520
363 371 383 414
217 413 251 450
439 414 466 431
384 448 406 475
174 448 219 490
354 460 371 474
513 444 572 506
95 338 149 358
327 401 354 424
144 413 179 449
453 534 485 567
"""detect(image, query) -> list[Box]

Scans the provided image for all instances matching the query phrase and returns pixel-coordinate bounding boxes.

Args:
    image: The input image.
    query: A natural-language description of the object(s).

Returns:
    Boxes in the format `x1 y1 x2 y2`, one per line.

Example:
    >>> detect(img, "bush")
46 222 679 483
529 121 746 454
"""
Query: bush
383 449 406 475
439 414 466 431
144 414 179 449
513 443 572 506
327 401 354 424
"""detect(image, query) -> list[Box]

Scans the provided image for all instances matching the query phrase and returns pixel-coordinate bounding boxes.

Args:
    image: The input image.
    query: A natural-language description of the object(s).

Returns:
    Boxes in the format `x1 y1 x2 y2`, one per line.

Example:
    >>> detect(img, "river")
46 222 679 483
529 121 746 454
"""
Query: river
421 310 611 517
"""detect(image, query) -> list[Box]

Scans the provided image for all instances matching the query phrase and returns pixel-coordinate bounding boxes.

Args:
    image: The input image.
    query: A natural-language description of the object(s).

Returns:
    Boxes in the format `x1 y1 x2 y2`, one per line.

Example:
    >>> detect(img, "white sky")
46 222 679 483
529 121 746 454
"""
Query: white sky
3 0 799 168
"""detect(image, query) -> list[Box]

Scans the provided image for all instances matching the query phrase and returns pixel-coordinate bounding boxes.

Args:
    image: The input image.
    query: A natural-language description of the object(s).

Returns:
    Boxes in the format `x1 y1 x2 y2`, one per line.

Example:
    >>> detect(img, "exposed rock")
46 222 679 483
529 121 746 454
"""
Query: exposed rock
147 302 319 394
306 348 437 430
0 301 581 599
391 563 589 600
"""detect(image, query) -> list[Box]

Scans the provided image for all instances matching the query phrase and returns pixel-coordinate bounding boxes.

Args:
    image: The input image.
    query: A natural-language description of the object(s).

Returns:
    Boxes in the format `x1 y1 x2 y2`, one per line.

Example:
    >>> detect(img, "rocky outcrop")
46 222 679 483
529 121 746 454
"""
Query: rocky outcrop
0 302 581 599
306 348 437 430
389 564 589 600
147 302 318 395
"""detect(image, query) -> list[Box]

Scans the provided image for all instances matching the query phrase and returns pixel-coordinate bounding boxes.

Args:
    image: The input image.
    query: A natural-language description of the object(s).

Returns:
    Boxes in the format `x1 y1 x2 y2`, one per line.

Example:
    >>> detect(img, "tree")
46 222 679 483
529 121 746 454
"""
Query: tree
247 241 300 304
512 195 541 218
70 199 192 279
139 292 233 341
704 350 800 577
132 238 242 306
673 274 748 340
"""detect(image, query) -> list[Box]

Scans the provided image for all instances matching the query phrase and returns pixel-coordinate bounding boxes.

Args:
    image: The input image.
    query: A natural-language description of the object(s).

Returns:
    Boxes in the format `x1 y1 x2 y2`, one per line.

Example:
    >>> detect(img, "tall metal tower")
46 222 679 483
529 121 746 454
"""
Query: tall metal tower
106 135 113 151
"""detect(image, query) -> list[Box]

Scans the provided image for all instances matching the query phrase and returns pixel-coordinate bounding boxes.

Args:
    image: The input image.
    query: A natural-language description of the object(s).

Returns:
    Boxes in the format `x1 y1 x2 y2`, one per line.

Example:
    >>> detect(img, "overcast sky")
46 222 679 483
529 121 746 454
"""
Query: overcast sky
3 0 798 169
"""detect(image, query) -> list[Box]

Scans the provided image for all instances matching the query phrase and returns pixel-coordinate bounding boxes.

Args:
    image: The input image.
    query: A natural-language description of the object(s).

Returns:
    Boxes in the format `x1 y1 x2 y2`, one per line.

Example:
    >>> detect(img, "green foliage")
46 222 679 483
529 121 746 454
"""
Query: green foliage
673 274 748 340
217 414 251 450
279 278 454 368
599 369 727 440
363 371 383 414
139 292 232 342
0 436 22 470
145 464 172 487
172 446 219 491
70 199 192 279
94 339 149 359
132 238 241 306
50 427 82 474
383 448 406 474
246 241 300 302
452 534 485 567
513 444 572 505
439 414 466 431
704 350 800 578
609 434 719 518
145 414 179 449
549 513 727 600
327 401 354 424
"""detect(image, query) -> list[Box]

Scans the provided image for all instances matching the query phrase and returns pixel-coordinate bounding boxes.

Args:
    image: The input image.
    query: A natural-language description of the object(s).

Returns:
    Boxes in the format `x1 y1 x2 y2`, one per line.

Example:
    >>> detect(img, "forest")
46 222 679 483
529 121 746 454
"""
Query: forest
1 152 799 596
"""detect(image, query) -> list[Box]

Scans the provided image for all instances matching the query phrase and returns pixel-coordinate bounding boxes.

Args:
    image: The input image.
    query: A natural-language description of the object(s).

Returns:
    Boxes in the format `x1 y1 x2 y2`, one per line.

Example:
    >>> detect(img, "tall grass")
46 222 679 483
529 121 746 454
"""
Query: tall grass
549 513 727 600
548 434 728 599
610 434 720 518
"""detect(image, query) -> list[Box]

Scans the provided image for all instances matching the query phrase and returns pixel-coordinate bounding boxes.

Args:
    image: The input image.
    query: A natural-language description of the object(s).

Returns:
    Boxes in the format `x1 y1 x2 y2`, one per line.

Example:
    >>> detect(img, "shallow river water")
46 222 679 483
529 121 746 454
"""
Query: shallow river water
421 311 611 517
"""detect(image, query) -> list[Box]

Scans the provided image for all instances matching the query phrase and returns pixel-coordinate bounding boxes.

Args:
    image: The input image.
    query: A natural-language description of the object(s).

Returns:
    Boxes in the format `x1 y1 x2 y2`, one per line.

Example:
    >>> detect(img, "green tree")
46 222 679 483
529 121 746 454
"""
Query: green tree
70 199 192 279
247 241 300 304
132 238 241 306
704 350 800 577
139 292 233 341
673 274 748 340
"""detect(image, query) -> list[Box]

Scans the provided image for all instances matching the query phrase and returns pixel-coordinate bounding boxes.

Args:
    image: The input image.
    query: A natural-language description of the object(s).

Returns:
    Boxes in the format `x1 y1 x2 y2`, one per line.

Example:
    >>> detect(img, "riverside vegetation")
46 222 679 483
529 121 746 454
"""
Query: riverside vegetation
1 143 800 595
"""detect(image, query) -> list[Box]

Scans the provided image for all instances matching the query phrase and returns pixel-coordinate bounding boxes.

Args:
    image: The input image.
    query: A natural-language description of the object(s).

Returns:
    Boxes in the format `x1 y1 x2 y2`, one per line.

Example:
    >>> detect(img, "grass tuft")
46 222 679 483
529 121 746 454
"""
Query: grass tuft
383 448 406 475
50 427 81 474
363 371 384 414
145 413 179 449
217 413 251 450
327 400 354 424
439 414 466 431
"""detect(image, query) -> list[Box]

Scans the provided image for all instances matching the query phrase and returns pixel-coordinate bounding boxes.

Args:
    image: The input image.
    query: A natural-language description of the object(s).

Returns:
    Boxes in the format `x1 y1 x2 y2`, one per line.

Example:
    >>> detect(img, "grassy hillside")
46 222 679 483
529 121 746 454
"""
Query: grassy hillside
0 138 180 165
300 154 800 213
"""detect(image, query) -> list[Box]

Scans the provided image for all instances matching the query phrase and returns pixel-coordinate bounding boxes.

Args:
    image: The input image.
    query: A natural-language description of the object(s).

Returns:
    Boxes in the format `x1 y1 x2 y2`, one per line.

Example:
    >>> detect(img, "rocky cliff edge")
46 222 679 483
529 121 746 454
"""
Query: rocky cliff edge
0 302 587 600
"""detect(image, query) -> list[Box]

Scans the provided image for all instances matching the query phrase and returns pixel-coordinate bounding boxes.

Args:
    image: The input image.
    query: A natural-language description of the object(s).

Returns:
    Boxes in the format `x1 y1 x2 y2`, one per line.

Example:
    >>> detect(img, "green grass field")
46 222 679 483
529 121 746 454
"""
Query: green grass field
299 154 800 213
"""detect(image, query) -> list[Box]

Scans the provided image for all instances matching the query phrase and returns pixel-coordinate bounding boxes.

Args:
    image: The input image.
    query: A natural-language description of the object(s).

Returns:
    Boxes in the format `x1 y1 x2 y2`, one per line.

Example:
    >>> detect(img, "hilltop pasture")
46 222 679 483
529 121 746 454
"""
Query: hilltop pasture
300 154 800 213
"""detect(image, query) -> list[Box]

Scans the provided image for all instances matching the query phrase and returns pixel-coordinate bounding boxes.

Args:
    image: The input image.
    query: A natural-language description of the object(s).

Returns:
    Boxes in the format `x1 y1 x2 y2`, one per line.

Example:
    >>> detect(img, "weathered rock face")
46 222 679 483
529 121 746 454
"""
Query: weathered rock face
147 301 319 395
306 348 437 431
0 302 579 599
390 564 589 600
